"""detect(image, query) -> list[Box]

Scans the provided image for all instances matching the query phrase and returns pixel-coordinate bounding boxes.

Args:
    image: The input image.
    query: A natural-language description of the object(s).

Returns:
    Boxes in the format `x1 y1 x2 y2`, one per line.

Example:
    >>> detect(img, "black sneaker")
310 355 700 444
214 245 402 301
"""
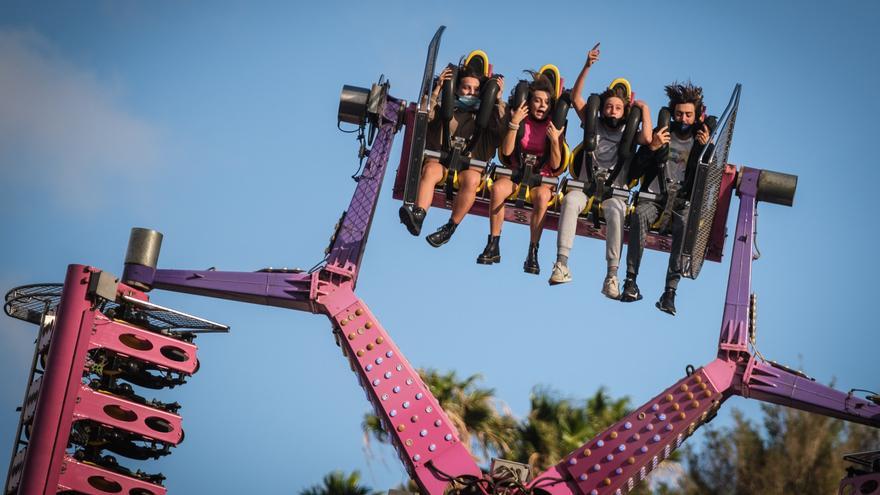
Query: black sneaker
477 235 501 264
620 278 643 302
656 288 677 316
399 205 426 236
426 221 457 248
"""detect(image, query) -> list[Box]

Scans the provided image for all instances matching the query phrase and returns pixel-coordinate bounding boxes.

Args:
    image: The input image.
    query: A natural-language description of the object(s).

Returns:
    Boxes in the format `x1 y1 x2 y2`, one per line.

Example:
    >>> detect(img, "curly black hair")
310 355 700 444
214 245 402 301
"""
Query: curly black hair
665 81 703 111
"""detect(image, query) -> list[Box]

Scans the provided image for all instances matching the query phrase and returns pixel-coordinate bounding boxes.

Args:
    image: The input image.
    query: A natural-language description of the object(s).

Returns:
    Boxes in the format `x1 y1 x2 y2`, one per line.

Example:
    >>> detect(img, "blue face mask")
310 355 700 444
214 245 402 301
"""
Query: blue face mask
671 121 693 135
456 95 481 111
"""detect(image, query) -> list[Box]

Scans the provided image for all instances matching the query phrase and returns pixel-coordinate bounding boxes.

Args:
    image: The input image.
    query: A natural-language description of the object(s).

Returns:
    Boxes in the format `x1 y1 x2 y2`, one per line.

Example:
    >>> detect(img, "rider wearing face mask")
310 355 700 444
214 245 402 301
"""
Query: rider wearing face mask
549 45 652 298
621 81 712 315
399 63 506 244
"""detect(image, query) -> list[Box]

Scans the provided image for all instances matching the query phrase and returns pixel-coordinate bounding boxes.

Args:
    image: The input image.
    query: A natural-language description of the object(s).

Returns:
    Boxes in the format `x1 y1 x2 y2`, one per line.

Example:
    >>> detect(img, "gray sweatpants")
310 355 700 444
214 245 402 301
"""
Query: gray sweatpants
557 190 626 269
626 200 689 290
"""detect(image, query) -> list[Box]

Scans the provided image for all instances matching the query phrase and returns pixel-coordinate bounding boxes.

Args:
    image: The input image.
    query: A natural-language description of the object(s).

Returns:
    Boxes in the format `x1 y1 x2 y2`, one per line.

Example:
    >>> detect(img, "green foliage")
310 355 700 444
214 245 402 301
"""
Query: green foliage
675 403 880 495
300 470 378 495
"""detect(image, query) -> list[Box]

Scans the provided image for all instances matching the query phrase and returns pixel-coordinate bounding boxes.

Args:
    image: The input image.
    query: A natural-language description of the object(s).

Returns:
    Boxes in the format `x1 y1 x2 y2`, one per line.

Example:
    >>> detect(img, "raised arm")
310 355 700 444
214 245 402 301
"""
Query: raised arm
571 44 600 120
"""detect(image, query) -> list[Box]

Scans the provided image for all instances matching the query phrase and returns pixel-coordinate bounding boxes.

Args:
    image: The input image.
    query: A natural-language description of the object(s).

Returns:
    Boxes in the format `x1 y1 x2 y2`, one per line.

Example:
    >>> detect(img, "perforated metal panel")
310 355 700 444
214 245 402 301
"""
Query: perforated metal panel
680 84 741 279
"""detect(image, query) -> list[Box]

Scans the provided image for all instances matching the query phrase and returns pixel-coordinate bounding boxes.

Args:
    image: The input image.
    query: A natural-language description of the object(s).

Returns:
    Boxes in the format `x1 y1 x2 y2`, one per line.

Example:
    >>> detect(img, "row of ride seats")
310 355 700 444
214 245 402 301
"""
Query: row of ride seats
428 56 711 232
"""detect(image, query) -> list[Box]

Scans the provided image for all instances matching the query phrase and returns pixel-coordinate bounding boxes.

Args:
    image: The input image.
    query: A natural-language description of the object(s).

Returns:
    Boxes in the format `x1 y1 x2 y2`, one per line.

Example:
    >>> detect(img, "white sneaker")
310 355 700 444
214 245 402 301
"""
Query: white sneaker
601 274 620 299
548 262 572 285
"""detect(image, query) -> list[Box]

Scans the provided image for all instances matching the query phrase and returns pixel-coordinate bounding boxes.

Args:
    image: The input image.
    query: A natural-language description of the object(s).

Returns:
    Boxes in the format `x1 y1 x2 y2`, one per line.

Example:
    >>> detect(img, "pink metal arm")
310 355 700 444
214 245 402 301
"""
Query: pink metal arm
316 285 482 492
530 361 735 495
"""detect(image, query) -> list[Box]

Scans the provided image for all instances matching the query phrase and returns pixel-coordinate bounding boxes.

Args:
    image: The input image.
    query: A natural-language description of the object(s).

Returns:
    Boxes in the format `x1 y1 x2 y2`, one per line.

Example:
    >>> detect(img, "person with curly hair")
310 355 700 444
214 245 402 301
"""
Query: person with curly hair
620 81 712 315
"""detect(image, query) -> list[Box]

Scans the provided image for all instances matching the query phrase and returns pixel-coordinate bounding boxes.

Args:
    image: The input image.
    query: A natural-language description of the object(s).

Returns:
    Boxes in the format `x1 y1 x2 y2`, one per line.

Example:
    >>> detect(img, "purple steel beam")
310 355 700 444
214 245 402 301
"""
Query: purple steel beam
528 166 875 494
325 97 404 288
149 269 317 313
741 358 880 428
721 168 879 428
717 167 758 357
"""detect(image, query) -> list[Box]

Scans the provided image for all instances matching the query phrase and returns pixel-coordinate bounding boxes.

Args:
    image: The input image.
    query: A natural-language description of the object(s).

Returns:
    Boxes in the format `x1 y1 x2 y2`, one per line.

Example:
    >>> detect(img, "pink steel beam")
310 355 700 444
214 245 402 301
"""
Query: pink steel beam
11 267 200 495
56 455 166 495
531 361 735 494
315 276 482 492
17 265 96 495
89 313 198 374
72 386 184 445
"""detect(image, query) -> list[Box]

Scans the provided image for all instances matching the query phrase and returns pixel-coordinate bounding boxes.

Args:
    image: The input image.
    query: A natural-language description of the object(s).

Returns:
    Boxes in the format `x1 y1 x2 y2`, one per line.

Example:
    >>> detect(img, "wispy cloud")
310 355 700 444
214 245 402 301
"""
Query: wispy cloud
0 29 162 209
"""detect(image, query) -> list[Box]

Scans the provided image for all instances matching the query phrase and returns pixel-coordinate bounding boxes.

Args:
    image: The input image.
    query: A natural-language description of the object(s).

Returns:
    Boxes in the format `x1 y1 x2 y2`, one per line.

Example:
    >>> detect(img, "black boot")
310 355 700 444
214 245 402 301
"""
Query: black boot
523 243 540 275
620 277 643 302
426 220 458 248
656 287 677 316
476 235 501 264
399 205 426 236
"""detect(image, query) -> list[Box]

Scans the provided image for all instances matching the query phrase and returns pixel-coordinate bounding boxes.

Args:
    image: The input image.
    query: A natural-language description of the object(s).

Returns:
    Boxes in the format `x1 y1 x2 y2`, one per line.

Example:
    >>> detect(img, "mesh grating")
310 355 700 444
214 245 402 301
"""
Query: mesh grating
843 450 880 469
5 283 227 333
4 284 62 325
680 85 741 279
115 295 229 333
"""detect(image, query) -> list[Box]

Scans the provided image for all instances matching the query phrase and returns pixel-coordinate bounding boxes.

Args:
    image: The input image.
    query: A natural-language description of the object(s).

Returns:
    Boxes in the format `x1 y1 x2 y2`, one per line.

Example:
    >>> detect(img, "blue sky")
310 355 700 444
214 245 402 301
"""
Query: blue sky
1 1 878 492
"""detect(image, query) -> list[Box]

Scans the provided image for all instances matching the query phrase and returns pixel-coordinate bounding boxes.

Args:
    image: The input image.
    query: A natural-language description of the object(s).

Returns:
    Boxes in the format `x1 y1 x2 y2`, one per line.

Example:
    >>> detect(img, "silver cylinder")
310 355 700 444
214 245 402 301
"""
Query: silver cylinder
338 85 370 126
757 170 798 207
124 228 163 268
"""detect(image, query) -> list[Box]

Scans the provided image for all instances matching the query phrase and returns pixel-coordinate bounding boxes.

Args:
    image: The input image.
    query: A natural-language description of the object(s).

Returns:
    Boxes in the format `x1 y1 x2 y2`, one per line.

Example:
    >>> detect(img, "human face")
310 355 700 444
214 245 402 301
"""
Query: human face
673 103 697 125
457 76 480 97
529 90 551 120
602 96 625 119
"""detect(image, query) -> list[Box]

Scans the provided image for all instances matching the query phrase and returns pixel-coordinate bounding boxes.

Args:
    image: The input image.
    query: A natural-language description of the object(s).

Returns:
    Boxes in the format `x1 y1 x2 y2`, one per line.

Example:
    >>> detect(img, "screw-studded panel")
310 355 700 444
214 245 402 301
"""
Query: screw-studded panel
539 369 728 495
328 297 481 493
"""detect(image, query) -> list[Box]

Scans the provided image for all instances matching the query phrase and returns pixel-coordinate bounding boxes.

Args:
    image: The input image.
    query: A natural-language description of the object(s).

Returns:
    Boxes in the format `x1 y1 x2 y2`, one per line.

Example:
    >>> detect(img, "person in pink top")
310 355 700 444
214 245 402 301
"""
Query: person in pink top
477 73 565 274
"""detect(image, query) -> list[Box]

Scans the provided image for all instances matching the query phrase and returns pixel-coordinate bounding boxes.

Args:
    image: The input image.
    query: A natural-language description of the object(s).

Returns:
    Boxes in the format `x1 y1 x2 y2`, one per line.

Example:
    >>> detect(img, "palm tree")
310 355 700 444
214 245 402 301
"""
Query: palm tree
300 470 377 495
511 387 669 495
362 368 517 463
511 386 632 472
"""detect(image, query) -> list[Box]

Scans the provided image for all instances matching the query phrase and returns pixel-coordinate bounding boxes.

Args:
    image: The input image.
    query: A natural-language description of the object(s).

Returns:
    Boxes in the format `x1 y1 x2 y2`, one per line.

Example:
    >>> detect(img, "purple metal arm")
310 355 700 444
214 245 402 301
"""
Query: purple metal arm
717 167 757 358
149 269 317 313
325 97 404 288
117 91 484 493
123 97 404 309
741 359 879 427
724 169 879 428
529 167 876 494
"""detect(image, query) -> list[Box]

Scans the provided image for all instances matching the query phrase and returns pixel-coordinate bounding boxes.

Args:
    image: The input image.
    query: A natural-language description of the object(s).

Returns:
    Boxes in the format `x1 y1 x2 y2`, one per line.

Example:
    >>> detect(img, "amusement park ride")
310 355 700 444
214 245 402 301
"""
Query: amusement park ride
3 27 879 495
